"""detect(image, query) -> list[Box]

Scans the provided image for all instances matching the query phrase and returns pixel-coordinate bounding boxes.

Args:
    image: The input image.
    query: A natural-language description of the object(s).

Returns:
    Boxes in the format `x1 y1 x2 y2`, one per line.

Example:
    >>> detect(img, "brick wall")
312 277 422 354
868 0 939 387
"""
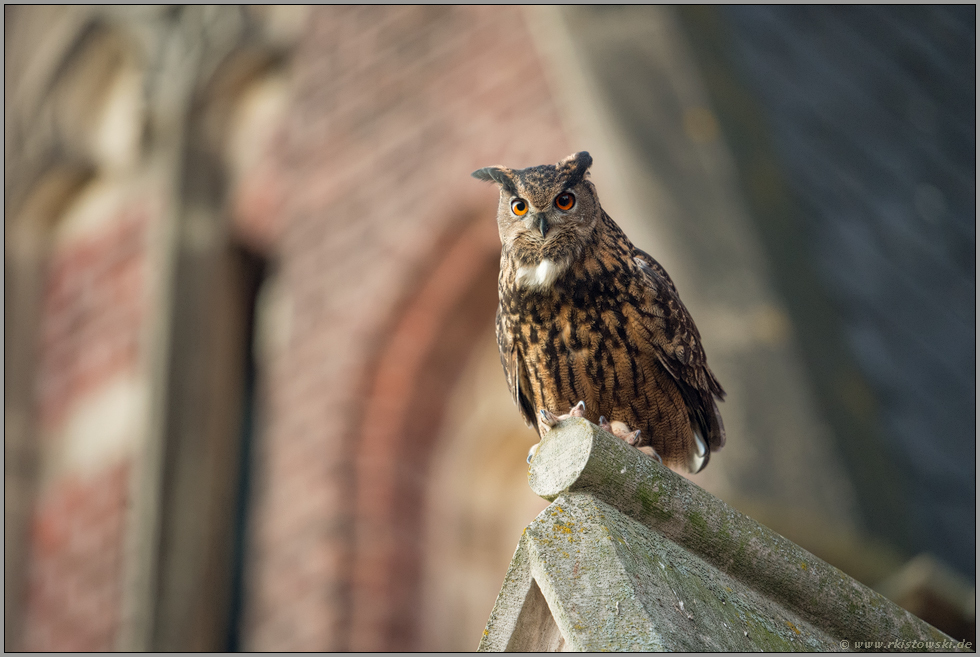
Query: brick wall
21 189 157 650
36 206 148 431
22 462 130 651
8 5 575 651
244 6 571 650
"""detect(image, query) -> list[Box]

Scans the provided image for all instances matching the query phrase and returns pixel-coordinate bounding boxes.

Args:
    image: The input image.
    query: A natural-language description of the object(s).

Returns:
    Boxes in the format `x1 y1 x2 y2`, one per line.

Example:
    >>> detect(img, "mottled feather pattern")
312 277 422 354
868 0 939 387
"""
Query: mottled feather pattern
478 152 725 473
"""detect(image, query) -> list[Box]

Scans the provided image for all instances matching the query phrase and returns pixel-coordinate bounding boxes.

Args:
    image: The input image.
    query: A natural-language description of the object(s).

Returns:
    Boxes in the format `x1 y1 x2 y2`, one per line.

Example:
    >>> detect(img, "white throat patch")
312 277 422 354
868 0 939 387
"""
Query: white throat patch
516 258 565 290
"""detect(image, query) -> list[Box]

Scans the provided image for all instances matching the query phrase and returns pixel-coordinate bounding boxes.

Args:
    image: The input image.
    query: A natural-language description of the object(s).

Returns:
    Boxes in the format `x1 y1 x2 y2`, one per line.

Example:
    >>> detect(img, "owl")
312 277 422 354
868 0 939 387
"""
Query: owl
472 151 725 473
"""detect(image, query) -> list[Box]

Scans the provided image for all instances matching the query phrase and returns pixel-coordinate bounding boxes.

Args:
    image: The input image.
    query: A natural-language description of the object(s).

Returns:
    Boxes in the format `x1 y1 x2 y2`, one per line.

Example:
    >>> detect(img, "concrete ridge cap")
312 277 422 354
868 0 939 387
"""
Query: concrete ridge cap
526 417 952 645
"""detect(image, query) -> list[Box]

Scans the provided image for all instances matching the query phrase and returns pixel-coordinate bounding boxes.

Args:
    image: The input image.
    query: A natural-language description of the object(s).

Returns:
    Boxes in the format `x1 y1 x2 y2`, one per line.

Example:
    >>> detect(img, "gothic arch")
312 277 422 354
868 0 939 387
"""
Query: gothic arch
348 211 502 650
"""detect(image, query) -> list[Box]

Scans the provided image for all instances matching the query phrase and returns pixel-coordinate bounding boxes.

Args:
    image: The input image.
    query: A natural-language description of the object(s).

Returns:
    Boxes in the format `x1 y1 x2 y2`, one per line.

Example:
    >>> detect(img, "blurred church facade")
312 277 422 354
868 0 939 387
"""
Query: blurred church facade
4 6 973 651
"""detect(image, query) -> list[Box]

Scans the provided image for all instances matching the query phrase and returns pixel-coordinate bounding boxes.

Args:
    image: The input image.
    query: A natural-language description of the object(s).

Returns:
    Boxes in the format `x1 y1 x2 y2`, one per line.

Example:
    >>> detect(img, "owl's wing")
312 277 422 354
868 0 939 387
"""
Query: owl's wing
631 249 726 457
496 310 537 431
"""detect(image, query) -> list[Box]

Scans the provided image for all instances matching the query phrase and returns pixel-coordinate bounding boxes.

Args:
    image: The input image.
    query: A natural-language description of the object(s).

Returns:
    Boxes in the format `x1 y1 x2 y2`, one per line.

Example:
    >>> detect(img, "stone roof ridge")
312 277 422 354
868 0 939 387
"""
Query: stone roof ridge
478 417 962 652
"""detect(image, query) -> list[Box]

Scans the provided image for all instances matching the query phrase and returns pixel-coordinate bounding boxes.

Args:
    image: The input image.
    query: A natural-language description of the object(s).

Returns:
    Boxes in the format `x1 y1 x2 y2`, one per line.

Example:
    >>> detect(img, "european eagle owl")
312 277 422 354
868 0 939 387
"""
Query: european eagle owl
473 151 725 473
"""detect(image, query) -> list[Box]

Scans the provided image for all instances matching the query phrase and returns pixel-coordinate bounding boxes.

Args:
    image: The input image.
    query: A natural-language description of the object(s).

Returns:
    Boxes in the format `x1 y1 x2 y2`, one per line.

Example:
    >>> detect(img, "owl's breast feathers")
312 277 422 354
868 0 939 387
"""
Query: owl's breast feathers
496 211 725 472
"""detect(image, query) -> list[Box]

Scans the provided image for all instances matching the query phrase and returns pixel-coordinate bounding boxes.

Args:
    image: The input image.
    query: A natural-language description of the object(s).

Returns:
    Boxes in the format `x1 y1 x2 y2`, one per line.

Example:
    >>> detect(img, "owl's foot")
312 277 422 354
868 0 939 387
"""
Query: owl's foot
598 416 663 464
538 401 586 432
531 401 587 463
598 415 641 445
637 445 663 464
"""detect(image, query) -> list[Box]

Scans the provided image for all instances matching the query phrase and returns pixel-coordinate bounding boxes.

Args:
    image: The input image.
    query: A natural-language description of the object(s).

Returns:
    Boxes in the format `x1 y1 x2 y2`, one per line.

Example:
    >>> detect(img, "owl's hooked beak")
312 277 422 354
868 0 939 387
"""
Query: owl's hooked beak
535 213 549 238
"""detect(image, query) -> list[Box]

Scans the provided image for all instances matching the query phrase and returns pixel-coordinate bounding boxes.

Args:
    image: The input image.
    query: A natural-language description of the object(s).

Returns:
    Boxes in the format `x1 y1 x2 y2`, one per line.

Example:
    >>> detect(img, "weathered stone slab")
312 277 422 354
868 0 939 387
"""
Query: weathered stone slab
479 418 963 652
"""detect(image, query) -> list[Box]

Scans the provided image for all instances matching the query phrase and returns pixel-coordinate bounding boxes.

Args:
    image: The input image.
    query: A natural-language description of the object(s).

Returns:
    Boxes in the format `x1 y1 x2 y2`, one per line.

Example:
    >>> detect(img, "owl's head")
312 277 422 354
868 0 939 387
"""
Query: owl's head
472 152 600 272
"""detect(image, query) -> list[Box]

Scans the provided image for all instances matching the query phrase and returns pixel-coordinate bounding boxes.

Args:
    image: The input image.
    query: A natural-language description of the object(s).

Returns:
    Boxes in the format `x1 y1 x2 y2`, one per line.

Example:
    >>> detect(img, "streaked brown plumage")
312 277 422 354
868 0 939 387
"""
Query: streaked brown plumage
472 151 725 473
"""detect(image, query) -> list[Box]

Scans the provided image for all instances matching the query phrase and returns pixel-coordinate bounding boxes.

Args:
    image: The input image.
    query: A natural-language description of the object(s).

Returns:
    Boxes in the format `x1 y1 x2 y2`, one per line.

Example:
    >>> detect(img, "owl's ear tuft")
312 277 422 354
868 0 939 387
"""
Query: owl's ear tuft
559 151 593 186
562 151 592 168
471 167 498 182
471 166 517 194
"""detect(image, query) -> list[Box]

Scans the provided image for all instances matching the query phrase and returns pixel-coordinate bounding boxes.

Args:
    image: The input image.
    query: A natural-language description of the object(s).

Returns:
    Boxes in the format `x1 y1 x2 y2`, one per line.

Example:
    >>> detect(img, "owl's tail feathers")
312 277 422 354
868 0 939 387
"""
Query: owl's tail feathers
688 429 709 473
687 393 726 473
708 396 726 450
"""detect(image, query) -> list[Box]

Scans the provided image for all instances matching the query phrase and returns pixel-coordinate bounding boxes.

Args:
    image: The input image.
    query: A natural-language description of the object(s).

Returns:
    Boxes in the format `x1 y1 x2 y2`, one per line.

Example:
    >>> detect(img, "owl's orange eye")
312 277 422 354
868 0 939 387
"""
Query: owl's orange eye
511 199 529 216
555 192 575 211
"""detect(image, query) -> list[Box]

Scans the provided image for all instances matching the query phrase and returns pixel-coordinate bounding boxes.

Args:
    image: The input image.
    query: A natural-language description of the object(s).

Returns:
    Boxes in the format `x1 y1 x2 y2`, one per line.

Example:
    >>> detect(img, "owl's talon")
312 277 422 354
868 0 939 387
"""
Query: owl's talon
539 409 560 429
599 417 648 450
540 403 587 433
527 443 540 464
638 445 663 463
